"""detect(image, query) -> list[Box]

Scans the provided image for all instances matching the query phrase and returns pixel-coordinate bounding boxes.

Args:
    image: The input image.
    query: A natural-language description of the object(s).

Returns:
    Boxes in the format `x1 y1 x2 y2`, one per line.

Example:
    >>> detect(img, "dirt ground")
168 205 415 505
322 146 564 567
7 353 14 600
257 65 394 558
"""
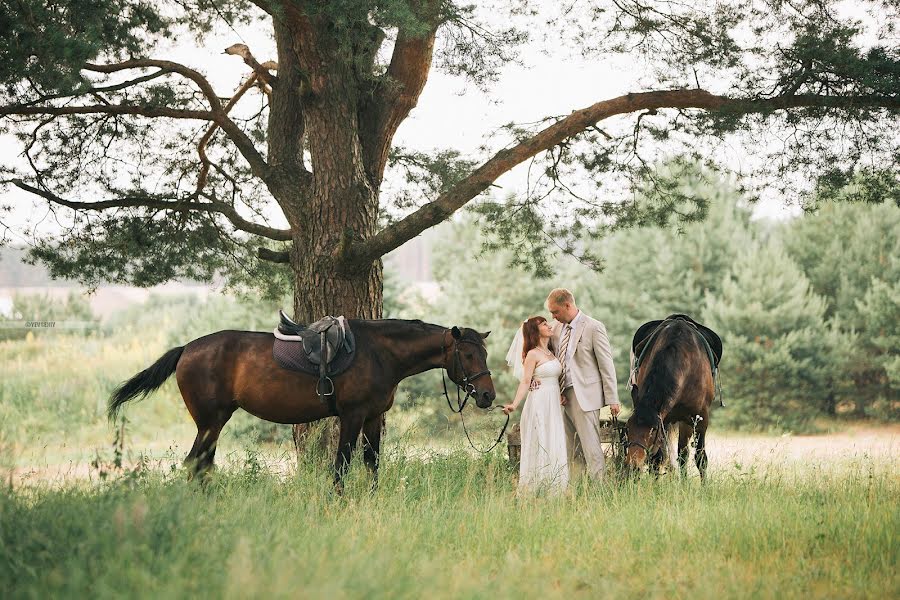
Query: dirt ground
704 424 899 465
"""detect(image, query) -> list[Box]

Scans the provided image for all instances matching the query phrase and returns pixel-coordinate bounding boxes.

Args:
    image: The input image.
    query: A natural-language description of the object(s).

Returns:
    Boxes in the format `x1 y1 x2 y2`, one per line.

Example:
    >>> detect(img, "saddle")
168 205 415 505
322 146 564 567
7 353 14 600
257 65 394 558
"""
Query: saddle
631 314 724 407
632 314 722 367
272 311 357 415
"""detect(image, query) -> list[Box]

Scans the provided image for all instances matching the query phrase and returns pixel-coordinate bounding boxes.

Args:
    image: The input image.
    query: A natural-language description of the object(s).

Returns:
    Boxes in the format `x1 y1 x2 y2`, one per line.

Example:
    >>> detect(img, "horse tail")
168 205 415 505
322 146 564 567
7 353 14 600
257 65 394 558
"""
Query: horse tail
108 346 184 421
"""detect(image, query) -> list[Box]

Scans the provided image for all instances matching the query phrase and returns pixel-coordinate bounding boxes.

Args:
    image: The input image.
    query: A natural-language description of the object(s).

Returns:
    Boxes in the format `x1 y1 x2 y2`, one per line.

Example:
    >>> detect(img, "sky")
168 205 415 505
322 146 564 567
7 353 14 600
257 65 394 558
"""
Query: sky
2 2 845 248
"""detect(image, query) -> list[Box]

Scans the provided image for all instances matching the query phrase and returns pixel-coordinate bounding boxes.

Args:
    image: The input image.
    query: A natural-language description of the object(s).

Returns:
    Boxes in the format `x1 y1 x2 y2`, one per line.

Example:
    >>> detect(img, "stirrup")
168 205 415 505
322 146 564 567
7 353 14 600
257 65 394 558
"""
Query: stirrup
317 376 335 397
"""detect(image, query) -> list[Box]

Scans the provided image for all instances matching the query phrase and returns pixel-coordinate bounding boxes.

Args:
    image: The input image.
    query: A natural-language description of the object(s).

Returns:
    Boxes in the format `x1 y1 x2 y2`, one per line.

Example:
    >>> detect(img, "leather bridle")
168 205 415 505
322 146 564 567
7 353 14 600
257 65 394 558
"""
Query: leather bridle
626 413 667 456
441 334 492 414
440 330 508 454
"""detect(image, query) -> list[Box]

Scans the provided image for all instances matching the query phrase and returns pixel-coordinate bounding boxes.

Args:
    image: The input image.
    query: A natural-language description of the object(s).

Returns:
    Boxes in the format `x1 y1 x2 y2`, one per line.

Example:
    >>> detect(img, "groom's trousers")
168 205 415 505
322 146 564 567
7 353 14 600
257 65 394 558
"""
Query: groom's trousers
562 387 606 480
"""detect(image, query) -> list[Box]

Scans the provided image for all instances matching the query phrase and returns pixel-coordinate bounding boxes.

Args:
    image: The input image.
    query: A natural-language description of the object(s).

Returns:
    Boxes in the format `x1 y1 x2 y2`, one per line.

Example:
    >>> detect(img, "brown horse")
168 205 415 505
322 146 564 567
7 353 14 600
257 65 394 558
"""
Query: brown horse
625 316 720 479
108 320 496 487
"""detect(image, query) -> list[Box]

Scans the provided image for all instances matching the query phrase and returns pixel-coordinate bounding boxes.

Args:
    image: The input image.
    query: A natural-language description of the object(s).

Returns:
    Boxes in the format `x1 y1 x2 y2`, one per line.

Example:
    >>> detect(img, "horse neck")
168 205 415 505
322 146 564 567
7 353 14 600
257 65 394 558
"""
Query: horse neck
636 327 685 418
368 322 448 380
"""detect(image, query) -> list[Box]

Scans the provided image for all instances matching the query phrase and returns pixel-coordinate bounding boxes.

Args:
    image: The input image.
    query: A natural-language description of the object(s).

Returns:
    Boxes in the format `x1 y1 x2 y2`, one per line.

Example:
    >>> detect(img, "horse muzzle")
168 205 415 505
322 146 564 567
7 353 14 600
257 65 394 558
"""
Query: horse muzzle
625 442 649 470
475 389 495 409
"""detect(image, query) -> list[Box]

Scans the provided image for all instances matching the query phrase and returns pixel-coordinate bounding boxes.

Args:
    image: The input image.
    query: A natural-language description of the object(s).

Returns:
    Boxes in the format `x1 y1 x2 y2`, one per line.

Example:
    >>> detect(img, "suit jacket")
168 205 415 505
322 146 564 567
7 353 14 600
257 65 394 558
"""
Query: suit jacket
552 313 620 411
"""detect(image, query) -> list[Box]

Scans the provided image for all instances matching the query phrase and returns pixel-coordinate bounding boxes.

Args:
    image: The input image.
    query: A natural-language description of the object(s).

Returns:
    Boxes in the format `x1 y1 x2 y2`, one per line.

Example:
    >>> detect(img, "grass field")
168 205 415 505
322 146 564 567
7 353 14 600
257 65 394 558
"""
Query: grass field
2 314 898 598
2 442 897 599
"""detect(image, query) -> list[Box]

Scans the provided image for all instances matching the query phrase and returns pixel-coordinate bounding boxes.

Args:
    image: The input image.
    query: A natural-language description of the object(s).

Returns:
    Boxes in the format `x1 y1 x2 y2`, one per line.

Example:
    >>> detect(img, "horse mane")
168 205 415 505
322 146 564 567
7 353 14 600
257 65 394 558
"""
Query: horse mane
359 319 485 347
634 321 697 425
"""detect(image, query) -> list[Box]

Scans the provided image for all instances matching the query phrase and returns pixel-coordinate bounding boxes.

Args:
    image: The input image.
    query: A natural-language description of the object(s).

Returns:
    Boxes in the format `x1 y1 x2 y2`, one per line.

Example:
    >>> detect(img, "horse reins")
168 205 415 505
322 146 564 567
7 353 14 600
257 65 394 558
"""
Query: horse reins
440 332 509 454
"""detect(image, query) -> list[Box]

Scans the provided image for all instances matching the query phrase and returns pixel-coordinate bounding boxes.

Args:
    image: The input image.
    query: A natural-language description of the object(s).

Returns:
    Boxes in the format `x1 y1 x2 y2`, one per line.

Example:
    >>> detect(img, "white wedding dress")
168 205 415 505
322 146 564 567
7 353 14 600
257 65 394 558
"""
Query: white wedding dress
518 358 569 494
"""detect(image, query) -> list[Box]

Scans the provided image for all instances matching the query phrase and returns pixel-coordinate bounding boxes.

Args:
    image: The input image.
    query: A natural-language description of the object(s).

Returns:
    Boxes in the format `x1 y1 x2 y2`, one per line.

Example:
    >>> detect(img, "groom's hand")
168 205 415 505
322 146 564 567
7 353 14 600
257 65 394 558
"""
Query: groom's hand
560 395 567 406
529 379 541 391
610 404 621 417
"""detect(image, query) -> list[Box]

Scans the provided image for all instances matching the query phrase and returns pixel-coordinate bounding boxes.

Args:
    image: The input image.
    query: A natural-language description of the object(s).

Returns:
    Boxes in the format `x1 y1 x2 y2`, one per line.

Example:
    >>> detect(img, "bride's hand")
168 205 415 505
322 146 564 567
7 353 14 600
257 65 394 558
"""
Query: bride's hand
502 403 516 415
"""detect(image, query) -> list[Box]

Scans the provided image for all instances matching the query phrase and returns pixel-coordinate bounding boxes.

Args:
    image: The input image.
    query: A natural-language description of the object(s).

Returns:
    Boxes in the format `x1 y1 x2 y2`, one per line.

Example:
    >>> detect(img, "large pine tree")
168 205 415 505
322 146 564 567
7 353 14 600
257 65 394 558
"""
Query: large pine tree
783 200 900 322
704 242 851 430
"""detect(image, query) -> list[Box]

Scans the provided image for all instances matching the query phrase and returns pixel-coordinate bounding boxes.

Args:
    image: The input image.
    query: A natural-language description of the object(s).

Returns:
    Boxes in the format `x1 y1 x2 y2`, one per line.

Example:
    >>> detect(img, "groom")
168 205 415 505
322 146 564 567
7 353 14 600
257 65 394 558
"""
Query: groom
547 288 620 480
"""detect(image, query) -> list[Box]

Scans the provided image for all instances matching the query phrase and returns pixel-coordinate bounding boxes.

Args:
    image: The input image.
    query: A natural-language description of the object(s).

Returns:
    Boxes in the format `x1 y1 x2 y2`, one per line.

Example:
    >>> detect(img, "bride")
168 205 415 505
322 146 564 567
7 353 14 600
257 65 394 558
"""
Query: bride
503 316 569 493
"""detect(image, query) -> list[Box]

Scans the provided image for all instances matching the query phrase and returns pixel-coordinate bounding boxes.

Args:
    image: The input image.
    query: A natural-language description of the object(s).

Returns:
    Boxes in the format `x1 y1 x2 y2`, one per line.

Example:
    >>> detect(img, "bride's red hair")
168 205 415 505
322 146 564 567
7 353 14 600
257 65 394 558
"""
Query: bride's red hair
522 316 551 361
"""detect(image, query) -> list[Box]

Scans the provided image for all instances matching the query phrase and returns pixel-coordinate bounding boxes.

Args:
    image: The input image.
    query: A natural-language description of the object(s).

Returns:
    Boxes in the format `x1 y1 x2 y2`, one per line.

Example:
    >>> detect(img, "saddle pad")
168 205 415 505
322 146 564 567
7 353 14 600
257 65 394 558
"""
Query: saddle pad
272 336 357 377
632 314 722 366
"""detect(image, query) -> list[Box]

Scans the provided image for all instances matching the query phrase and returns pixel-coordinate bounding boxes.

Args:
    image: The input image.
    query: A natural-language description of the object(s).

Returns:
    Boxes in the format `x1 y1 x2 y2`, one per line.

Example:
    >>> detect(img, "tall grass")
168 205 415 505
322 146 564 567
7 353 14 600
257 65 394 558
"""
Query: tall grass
3 294 897 598
1 447 896 599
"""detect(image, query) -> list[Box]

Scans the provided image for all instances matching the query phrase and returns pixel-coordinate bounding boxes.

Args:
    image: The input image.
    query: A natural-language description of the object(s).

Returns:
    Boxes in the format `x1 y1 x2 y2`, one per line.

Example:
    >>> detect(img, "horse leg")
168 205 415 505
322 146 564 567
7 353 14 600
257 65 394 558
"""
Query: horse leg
186 427 224 481
362 413 384 491
677 422 692 476
183 404 235 480
178 352 238 480
333 412 365 492
196 421 230 475
694 418 709 481
186 420 233 480
185 430 207 476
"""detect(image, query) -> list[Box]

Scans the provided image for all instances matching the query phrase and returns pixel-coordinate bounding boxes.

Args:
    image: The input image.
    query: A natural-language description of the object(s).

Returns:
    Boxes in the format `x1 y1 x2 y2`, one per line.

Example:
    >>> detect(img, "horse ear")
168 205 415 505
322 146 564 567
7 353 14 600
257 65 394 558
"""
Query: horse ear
451 326 462 339
480 331 491 339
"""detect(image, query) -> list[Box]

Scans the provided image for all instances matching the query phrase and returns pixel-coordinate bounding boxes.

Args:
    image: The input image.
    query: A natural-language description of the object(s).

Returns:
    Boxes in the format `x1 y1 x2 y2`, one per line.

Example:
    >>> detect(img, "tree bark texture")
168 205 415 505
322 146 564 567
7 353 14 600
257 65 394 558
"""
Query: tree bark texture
269 13 392 455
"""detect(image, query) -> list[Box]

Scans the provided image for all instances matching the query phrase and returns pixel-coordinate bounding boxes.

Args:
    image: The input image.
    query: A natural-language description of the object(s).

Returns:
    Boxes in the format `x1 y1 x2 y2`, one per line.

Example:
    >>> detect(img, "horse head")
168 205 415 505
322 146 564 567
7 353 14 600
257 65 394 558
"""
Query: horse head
624 405 666 470
447 326 496 408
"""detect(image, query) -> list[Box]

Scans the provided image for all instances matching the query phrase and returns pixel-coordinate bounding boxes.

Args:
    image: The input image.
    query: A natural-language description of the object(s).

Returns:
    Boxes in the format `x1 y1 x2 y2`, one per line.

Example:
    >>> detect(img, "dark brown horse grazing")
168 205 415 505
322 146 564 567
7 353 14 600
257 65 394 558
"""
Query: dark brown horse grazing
625 316 721 479
108 320 496 487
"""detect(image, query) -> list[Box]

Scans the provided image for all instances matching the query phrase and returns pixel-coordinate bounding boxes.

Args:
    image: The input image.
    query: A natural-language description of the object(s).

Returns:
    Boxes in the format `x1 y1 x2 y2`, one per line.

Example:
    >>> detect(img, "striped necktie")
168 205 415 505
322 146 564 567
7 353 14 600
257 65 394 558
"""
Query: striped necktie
558 324 572 388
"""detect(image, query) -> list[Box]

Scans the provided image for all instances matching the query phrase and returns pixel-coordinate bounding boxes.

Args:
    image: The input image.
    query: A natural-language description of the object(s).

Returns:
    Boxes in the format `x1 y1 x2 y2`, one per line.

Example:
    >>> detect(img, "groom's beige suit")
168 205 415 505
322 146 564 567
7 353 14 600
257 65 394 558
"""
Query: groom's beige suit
552 311 620 479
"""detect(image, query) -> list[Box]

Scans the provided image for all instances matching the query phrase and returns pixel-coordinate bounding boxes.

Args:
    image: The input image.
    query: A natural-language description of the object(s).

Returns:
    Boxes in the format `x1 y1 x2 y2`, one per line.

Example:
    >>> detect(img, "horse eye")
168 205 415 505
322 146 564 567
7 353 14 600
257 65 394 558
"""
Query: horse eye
465 353 473 359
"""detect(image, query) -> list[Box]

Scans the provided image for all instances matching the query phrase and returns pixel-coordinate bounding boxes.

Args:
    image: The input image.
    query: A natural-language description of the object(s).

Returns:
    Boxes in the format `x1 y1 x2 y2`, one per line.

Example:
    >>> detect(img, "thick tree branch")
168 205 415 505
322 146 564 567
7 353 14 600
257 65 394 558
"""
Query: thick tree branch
3 57 276 185
2 100 274 185
7 70 173 109
267 20 308 175
0 104 216 120
349 89 900 266
84 60 223 111
258 247 291 263
197 74 261 193
285 8 327 97
361 26 439 185
212 112 274 184
85 59 273 183
7 179 292 241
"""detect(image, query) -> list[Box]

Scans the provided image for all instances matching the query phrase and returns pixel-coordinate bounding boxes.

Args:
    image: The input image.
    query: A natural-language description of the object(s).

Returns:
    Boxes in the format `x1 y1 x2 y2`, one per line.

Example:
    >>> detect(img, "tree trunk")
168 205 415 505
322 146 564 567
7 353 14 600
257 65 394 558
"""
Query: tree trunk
269 14 388 459
285 81 384 458
289 251 383 459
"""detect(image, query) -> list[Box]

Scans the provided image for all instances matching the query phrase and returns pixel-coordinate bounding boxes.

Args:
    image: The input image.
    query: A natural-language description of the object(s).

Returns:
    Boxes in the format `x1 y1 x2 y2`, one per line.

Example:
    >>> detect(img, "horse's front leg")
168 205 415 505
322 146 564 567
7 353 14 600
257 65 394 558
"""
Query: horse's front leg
333 412 365 493
694 416 709 481
362 413 384 491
